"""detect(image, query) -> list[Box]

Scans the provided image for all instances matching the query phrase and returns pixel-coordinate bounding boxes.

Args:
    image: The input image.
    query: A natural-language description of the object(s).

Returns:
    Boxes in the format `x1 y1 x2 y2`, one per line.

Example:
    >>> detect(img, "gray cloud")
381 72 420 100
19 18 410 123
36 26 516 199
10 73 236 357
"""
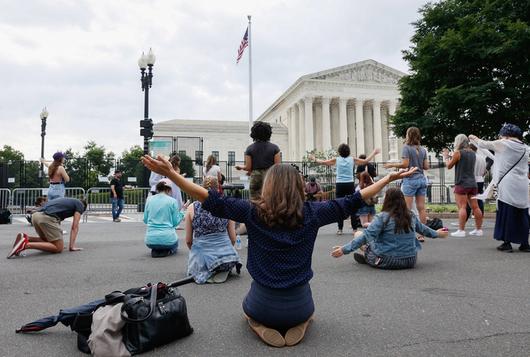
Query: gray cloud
0 0 425 159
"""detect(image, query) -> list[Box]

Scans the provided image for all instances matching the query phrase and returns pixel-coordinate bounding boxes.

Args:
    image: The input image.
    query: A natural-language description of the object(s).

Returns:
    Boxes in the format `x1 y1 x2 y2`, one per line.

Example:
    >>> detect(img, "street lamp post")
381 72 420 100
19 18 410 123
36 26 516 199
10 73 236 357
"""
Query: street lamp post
39 107 48 187
138 49 156 186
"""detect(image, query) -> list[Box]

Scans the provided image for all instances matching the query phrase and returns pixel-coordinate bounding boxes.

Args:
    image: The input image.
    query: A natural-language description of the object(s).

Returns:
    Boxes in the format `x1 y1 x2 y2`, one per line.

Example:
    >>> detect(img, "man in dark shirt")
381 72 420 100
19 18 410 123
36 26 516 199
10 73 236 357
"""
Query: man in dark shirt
7 197 87 258
110 170 124 222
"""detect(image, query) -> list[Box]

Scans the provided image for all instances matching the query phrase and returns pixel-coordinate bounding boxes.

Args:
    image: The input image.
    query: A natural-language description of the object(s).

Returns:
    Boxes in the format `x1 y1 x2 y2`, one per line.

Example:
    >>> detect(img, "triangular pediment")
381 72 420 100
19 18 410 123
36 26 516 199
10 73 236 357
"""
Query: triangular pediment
304 59 405 85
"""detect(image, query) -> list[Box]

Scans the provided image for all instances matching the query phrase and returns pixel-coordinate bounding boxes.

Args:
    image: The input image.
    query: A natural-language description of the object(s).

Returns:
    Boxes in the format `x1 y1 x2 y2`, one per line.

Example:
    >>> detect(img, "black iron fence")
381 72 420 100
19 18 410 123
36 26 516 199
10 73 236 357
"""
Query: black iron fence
0 157 467 204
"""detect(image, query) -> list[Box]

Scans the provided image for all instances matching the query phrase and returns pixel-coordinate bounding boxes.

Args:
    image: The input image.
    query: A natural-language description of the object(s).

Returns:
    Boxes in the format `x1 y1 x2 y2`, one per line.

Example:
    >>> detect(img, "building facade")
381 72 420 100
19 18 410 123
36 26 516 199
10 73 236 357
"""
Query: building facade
257 59 405 161
153 59 404 164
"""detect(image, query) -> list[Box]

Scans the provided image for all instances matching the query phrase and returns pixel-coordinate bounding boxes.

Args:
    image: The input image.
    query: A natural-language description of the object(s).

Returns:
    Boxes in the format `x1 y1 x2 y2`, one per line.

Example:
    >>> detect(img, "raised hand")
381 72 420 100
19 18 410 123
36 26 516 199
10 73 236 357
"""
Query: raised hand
331 245 344 258
142 155 174 177
373 148 381 155
387 167 418 182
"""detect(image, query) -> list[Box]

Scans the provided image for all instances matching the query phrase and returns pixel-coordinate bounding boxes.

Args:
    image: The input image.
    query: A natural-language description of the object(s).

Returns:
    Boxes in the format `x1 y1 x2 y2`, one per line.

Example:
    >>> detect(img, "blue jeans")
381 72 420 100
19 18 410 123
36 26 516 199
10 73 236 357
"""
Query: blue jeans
401 176 427 197
147 243 178 257
111 198 124 220
48 183 65 200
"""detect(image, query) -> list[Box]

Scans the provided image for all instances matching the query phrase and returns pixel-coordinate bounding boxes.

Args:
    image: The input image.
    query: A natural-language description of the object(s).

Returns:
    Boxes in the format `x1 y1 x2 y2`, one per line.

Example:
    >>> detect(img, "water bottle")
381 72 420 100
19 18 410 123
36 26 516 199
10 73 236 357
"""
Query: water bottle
235 235 242 250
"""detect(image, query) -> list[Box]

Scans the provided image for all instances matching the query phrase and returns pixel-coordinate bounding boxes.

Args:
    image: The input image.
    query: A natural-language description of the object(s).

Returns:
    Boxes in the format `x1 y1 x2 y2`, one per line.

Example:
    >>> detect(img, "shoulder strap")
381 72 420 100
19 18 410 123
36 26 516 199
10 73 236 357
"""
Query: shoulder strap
497 149 526 185
121 284 157 323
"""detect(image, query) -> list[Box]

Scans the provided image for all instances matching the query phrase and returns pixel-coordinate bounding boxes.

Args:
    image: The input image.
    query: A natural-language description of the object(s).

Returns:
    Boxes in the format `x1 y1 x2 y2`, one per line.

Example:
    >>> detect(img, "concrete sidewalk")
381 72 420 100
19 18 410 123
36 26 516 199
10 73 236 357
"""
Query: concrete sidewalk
0 218 529 357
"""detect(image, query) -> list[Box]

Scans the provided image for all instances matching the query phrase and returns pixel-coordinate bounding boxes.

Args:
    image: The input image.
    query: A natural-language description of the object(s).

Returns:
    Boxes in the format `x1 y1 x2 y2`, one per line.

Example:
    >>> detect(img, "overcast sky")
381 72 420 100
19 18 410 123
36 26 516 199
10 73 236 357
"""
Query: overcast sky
0 0 426 159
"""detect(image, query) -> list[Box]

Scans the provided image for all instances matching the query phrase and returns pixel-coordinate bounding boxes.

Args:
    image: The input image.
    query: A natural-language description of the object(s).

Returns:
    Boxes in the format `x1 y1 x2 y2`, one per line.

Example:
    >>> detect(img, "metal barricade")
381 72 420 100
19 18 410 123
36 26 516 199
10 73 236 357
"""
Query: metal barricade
10 187 85 214
0 188 10 210
85 187 150 221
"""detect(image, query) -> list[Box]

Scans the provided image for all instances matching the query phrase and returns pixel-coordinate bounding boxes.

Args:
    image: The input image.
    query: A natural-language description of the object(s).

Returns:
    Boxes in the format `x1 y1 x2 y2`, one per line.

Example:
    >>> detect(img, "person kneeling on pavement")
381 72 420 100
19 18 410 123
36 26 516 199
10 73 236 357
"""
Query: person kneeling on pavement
331 188 448 269
8 197 87 258
144 181 188 258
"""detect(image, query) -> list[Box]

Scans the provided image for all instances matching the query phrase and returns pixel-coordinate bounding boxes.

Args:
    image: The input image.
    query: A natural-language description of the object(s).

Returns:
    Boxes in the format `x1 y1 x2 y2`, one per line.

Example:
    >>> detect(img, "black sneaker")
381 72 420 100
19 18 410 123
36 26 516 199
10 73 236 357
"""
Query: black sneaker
497 242 513 252
353 252 367 264
519 245 530 252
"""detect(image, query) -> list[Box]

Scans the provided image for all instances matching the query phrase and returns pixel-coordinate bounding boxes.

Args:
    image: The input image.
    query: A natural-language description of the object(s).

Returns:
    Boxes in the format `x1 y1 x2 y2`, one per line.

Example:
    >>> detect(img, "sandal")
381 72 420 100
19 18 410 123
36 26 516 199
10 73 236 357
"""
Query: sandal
285 315 314 346
244 314 285 347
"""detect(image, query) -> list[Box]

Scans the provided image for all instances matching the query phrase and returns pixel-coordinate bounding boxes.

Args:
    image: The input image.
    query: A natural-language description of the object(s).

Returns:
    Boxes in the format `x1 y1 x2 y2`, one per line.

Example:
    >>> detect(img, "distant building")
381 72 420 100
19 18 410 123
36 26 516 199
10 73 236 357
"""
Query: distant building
153 59 404 164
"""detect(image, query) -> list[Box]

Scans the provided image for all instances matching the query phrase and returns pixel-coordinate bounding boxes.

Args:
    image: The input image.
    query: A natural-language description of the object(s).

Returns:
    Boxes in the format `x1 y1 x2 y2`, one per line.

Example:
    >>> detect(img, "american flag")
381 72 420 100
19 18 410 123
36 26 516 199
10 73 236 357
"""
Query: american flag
236 27 249 64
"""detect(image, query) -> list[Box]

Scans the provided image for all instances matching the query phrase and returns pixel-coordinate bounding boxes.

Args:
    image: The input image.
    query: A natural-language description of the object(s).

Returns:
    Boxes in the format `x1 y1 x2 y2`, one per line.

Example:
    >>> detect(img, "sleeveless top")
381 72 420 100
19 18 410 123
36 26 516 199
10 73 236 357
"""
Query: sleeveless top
336 156 354 183
192 201 229 237
455 150 477 188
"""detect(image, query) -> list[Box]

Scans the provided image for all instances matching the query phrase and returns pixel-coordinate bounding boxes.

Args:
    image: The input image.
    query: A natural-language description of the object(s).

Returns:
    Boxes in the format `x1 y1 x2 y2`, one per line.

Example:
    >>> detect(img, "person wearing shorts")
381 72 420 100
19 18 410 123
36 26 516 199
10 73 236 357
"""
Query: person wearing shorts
384 127 429 241
7 197 87 258
443 134 483 237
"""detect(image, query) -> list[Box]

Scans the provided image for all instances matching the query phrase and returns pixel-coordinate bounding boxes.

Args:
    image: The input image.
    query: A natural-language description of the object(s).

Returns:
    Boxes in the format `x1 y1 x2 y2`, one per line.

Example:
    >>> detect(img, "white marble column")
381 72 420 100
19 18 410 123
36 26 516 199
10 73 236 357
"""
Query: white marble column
321 97 331 151
354 98 365 156
298 100 306 156
304 96 314 151
339 97 348 144
287 108 294 161
372 99 383 161
388 100 398 162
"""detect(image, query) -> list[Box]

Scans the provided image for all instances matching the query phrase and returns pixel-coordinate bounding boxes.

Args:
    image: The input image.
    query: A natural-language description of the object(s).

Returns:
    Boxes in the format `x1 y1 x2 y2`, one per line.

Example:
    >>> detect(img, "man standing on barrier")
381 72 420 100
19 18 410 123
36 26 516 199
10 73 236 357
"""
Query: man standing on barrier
7 197 87 258
110 170 124 222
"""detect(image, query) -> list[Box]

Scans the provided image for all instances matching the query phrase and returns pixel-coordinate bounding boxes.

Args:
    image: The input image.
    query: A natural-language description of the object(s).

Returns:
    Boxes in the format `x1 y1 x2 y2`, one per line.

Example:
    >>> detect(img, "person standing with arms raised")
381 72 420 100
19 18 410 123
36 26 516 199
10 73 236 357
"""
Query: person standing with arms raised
310 144 380 235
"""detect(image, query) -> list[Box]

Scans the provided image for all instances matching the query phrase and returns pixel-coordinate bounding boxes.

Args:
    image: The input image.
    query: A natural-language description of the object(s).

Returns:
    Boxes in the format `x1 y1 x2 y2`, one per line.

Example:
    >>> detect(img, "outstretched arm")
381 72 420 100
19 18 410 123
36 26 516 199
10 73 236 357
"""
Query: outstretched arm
143 155 209 202
359 168 418 201
354 148 381 165
309 154 336 166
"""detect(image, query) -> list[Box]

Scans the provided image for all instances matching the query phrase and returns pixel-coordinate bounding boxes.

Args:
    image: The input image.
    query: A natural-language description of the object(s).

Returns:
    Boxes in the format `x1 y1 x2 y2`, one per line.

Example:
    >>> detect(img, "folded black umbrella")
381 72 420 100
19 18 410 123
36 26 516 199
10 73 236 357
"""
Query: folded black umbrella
16 276 194 333
16 299 105 333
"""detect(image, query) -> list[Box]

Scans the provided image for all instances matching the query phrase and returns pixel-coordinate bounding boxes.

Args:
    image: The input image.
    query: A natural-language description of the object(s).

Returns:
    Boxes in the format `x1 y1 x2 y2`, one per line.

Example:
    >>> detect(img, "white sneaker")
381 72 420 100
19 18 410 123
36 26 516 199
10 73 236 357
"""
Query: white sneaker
451 230 466 237
469 229 483 236
336 230 343 236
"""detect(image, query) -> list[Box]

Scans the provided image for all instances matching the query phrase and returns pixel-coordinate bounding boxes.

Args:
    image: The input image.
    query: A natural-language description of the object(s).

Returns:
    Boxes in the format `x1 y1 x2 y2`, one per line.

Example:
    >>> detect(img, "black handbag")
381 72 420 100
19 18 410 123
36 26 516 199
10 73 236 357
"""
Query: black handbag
120 283 194 355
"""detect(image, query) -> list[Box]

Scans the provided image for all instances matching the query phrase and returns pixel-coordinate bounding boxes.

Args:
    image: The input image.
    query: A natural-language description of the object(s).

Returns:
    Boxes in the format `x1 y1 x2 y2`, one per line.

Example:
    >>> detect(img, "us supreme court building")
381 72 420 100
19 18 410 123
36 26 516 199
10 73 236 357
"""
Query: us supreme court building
153 59 404 163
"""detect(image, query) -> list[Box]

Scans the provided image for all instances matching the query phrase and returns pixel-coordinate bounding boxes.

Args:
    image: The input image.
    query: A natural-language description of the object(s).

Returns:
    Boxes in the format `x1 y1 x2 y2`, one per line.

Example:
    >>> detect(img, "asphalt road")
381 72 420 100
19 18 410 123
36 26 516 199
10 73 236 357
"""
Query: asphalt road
1 218 529 357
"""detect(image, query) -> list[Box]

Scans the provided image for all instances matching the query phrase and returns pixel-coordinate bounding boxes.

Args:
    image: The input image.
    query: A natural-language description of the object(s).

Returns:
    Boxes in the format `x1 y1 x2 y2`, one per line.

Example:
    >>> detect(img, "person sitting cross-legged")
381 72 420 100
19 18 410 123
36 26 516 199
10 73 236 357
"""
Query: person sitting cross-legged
331 188 448 269
8 197 86 258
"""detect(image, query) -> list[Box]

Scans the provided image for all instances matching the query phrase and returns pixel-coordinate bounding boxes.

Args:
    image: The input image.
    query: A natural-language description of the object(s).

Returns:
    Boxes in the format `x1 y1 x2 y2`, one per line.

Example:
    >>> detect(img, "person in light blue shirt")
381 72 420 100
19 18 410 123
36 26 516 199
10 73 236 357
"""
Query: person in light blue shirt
311 144 380 235
144 181 188 257
331 188 448 269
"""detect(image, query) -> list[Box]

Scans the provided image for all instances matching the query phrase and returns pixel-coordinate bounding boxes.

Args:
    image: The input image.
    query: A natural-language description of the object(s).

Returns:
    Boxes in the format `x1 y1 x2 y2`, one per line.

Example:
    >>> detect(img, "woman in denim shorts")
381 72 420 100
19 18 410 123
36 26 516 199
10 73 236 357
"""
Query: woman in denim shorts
384 127 429 240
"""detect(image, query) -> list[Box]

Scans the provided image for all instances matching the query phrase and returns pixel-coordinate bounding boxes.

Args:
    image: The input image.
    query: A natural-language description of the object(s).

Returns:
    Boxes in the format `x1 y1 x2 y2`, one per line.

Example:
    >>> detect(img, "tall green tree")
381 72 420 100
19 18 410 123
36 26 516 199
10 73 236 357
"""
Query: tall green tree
392 0 530 152
119 145 144 186
82 141 115 187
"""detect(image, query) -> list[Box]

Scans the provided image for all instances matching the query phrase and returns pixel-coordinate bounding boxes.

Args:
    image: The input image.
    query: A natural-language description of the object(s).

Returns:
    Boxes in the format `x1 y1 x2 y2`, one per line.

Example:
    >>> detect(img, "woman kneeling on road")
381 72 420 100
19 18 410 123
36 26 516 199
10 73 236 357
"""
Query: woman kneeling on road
331 188 448 269
143 155 417 348
143 181 188 258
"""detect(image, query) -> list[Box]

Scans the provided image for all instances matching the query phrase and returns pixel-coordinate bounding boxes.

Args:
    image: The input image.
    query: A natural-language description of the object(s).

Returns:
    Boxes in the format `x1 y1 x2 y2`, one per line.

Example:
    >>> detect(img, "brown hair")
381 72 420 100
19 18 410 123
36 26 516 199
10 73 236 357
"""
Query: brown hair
156 181 172 194
359 170 373 190
337 143 351 158
381 188 412 234
48 159 62 178
205 155 216 172
405 127 421 146
253 164 305 229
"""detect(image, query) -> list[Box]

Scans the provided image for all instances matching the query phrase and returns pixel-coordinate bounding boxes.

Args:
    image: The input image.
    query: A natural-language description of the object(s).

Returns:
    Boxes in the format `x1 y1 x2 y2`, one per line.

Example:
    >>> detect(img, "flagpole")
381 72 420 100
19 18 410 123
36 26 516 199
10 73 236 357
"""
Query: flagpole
247 15 253 141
